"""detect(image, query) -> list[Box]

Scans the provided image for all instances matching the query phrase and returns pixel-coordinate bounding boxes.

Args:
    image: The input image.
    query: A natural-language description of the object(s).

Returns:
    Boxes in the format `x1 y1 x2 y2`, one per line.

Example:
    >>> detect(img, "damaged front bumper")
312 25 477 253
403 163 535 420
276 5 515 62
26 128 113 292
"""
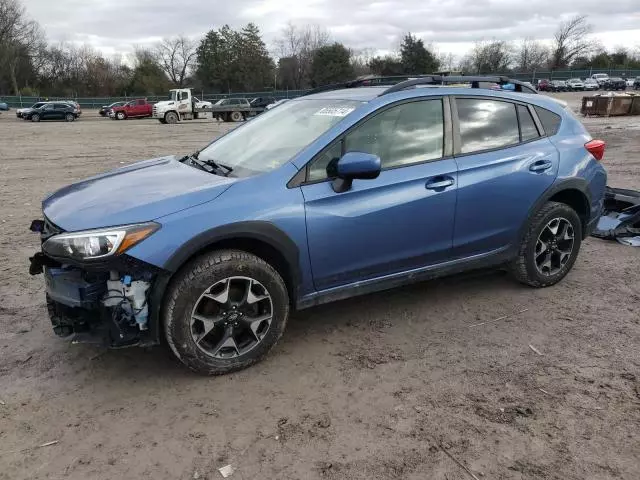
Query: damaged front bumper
29 219 167 348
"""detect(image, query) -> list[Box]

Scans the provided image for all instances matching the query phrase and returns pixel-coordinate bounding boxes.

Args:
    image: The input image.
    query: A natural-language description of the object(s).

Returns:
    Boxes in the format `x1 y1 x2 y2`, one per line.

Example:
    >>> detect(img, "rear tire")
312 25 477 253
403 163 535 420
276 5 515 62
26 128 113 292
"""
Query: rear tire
231 111 243 122
65 113 75 122
165 111 179 124
511 201 582 287
164 250 289 375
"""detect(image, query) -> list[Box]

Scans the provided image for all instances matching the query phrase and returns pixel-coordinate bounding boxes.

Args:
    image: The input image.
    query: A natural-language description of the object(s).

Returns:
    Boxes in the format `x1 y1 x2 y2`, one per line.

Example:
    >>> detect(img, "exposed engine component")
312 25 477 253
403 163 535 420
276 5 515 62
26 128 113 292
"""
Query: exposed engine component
103 271 151 330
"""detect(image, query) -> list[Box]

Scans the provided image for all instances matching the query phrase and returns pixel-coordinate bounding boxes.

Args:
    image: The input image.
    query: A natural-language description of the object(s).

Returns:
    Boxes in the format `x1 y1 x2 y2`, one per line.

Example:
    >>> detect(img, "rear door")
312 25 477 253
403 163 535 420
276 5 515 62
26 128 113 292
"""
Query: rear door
451 97 559 258
301 97 458 290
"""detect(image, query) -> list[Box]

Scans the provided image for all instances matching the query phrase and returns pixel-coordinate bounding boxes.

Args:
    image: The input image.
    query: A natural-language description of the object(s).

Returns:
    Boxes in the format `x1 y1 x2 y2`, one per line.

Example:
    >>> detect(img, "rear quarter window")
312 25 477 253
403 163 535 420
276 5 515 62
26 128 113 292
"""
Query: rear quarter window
534 106 562 136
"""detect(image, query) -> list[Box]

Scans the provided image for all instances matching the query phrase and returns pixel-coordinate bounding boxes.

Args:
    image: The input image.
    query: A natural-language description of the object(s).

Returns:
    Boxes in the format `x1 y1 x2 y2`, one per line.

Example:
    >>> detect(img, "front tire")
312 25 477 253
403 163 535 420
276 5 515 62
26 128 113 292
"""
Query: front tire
116 111 126 120
31 114 40 122
165 111 178 124
164 250 289 375
511 201 582 287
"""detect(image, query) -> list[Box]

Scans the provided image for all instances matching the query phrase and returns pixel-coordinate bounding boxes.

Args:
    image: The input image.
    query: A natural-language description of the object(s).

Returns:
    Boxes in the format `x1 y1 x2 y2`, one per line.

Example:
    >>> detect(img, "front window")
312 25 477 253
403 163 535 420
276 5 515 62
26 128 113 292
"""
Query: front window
169 91 178 101
197 99 362 177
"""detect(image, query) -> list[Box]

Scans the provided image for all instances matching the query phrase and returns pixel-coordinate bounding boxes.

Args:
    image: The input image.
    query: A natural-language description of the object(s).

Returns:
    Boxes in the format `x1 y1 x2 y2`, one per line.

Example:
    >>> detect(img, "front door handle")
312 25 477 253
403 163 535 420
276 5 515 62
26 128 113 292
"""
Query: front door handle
529 160 553 172
425 176 455 190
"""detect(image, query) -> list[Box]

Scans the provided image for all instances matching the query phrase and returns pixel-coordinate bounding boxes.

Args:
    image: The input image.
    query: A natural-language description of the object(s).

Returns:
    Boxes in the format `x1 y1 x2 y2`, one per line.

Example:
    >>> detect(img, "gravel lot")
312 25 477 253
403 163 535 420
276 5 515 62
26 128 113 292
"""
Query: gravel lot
1 92 639 480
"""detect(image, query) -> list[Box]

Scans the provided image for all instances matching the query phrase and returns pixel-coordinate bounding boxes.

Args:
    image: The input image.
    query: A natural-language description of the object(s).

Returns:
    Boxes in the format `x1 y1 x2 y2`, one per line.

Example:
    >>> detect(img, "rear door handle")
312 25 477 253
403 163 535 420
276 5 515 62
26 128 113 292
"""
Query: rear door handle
529 160 553 172
425 176 455 190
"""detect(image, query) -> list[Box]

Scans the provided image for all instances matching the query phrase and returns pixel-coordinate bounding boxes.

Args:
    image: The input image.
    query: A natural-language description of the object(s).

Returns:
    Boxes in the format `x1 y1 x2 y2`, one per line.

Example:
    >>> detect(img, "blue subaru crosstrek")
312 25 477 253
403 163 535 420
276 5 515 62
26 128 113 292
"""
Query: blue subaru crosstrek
29 76 607 374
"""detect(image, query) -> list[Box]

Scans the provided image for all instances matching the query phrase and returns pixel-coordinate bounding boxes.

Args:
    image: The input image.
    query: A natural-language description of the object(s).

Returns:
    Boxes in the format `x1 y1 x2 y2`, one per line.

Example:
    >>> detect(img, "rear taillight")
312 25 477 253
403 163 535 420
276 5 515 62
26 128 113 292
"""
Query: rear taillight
585 139 605 161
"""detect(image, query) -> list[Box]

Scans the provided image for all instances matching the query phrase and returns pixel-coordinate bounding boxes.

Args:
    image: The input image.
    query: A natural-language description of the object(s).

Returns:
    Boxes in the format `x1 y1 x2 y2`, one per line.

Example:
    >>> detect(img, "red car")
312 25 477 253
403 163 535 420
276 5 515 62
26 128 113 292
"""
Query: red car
110 99 153 120
536 79 551 92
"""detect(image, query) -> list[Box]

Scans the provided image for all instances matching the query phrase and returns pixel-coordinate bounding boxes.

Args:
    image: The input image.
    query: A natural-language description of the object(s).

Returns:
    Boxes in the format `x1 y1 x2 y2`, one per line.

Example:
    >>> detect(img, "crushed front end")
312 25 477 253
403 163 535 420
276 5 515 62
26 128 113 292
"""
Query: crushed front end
29 217 165 348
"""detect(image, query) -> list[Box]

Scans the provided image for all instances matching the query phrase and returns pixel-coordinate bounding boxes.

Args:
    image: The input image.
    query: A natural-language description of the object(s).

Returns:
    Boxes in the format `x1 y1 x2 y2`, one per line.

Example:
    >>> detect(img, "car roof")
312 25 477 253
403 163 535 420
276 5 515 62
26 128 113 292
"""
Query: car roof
301 85 565 114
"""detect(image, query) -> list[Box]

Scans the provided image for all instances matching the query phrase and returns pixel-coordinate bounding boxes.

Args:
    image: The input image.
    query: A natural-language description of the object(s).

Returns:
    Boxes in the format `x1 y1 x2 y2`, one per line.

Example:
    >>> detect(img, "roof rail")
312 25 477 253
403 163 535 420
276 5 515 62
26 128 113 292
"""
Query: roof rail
380 75 536 95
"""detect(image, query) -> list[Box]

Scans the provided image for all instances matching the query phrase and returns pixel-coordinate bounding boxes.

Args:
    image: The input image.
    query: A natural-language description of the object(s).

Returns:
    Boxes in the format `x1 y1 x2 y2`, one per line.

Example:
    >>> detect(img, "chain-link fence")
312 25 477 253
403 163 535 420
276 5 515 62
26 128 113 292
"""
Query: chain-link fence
0 90 309 109
2 68 639 109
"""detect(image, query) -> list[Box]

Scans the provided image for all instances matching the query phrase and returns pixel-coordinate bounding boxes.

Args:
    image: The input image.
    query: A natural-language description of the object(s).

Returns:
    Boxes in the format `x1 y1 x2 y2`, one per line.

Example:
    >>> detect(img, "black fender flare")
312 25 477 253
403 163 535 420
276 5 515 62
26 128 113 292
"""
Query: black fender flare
518 178 592 246
148 221 301 344
162 221 300 276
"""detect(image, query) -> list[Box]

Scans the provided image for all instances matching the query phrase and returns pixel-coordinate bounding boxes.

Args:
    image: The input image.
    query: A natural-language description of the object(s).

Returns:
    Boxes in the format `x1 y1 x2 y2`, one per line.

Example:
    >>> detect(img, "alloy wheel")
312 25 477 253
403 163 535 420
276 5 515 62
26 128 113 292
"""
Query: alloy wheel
190 276 273 359
534 217 575 276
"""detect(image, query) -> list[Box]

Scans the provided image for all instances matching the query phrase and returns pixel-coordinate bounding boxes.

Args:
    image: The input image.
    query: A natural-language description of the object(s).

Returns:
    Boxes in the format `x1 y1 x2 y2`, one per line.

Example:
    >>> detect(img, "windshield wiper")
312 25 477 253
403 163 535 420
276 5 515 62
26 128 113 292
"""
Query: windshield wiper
203 159 233 176
181 151 234 177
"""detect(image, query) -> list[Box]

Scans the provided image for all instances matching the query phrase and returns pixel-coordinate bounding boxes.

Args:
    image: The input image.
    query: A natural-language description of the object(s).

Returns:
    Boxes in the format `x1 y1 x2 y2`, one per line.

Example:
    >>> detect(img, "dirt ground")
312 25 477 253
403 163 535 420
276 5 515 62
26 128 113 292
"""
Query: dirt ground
1 92 639 480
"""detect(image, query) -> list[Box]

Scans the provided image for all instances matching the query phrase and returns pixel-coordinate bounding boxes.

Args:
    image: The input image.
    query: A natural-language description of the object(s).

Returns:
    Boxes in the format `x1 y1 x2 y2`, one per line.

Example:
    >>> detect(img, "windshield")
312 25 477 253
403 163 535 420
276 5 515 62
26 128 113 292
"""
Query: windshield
198 99 362 177
169 91 178 101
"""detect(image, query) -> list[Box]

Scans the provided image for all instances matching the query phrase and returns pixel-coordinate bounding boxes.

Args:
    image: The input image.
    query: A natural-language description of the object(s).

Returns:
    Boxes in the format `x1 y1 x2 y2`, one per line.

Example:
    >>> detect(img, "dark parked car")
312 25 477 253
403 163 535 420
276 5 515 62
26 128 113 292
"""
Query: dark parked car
249 97 276 109
29 75 607 375
16 102 47 118
536 79 551 91
601 77 626 91
0 100 9 111
549 80 568 92
23 102 78 122
99 101 126 117
634 77 640 90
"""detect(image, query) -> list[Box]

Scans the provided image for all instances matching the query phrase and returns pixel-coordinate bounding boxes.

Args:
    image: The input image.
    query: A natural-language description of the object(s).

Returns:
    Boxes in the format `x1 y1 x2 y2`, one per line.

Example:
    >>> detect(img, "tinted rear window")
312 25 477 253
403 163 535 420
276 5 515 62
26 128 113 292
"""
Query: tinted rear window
534 106 562 136
517 105 540 141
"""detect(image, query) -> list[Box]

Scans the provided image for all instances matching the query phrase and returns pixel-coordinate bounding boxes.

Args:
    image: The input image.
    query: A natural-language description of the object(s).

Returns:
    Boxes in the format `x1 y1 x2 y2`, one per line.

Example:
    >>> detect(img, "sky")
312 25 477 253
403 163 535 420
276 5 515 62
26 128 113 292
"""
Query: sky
23 0 640 60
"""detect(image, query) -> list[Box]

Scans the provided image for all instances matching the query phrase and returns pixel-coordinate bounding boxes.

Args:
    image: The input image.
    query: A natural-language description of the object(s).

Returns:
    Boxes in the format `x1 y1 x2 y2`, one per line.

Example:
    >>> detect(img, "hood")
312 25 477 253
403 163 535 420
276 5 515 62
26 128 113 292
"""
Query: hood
154 100 174 108
43 156 236 231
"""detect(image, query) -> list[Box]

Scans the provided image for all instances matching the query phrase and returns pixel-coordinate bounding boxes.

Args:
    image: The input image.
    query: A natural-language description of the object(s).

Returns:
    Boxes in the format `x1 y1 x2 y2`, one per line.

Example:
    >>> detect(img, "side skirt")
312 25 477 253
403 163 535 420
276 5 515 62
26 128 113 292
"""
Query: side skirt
296 247 513 310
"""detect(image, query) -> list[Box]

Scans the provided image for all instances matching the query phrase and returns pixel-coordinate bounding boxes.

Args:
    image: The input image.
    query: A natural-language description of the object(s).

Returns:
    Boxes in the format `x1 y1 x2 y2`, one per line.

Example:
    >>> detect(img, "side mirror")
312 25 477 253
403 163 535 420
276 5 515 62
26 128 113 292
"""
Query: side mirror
331 151 381 193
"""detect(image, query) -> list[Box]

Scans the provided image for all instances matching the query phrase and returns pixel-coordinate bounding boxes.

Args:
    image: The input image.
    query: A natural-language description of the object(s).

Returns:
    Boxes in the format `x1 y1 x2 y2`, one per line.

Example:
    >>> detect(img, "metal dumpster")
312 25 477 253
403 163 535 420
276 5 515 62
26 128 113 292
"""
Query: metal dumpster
631 96 640 116
581 95 636 116
608 96 633 116
581 96 610 116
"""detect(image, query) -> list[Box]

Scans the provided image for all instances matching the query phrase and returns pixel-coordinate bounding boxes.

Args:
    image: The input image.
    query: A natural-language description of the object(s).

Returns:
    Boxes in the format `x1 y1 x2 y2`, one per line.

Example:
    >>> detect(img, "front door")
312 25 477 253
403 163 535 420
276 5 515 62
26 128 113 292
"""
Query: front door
451 97 559 257
301 98 458 291
41 104 55 119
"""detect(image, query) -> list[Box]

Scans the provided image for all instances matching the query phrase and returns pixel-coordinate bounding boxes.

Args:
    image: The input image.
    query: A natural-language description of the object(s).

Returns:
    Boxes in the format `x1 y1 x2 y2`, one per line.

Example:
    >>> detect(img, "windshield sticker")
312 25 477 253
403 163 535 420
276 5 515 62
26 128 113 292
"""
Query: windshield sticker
314 106 355 117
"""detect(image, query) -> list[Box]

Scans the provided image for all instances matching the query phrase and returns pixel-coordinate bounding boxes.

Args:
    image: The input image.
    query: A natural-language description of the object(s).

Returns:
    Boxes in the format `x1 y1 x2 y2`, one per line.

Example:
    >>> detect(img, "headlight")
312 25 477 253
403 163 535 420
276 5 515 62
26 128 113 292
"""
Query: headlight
42 222 160 260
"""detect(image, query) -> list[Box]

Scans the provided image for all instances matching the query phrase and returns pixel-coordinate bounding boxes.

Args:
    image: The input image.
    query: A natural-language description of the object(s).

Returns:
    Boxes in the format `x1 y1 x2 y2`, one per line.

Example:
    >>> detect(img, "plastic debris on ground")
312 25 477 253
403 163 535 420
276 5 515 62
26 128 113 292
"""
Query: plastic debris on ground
218 465 235 478
591 187 640 247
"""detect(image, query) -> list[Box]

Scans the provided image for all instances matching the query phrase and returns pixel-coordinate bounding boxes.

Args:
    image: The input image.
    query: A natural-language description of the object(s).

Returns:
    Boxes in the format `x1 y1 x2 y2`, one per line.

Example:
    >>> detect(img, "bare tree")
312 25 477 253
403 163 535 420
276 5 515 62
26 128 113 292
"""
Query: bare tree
437 52 457 71
154 35 197 87
350 47 375 77
0 0 46 93
514 38 549 71
550 15 593 69
276 23 330 88
462 40 512 74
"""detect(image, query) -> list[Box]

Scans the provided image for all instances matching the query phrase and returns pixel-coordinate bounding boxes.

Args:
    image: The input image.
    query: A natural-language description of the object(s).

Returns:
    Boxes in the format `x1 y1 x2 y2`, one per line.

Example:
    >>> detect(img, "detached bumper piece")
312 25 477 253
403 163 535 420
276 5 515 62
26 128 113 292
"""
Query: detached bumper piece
591 187 640 246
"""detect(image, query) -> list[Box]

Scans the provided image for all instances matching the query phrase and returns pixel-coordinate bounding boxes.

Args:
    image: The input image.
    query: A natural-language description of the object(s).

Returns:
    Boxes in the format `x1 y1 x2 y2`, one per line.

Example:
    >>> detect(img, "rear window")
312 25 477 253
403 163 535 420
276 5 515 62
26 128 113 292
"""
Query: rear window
534 106 562 136
517 105 539 141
